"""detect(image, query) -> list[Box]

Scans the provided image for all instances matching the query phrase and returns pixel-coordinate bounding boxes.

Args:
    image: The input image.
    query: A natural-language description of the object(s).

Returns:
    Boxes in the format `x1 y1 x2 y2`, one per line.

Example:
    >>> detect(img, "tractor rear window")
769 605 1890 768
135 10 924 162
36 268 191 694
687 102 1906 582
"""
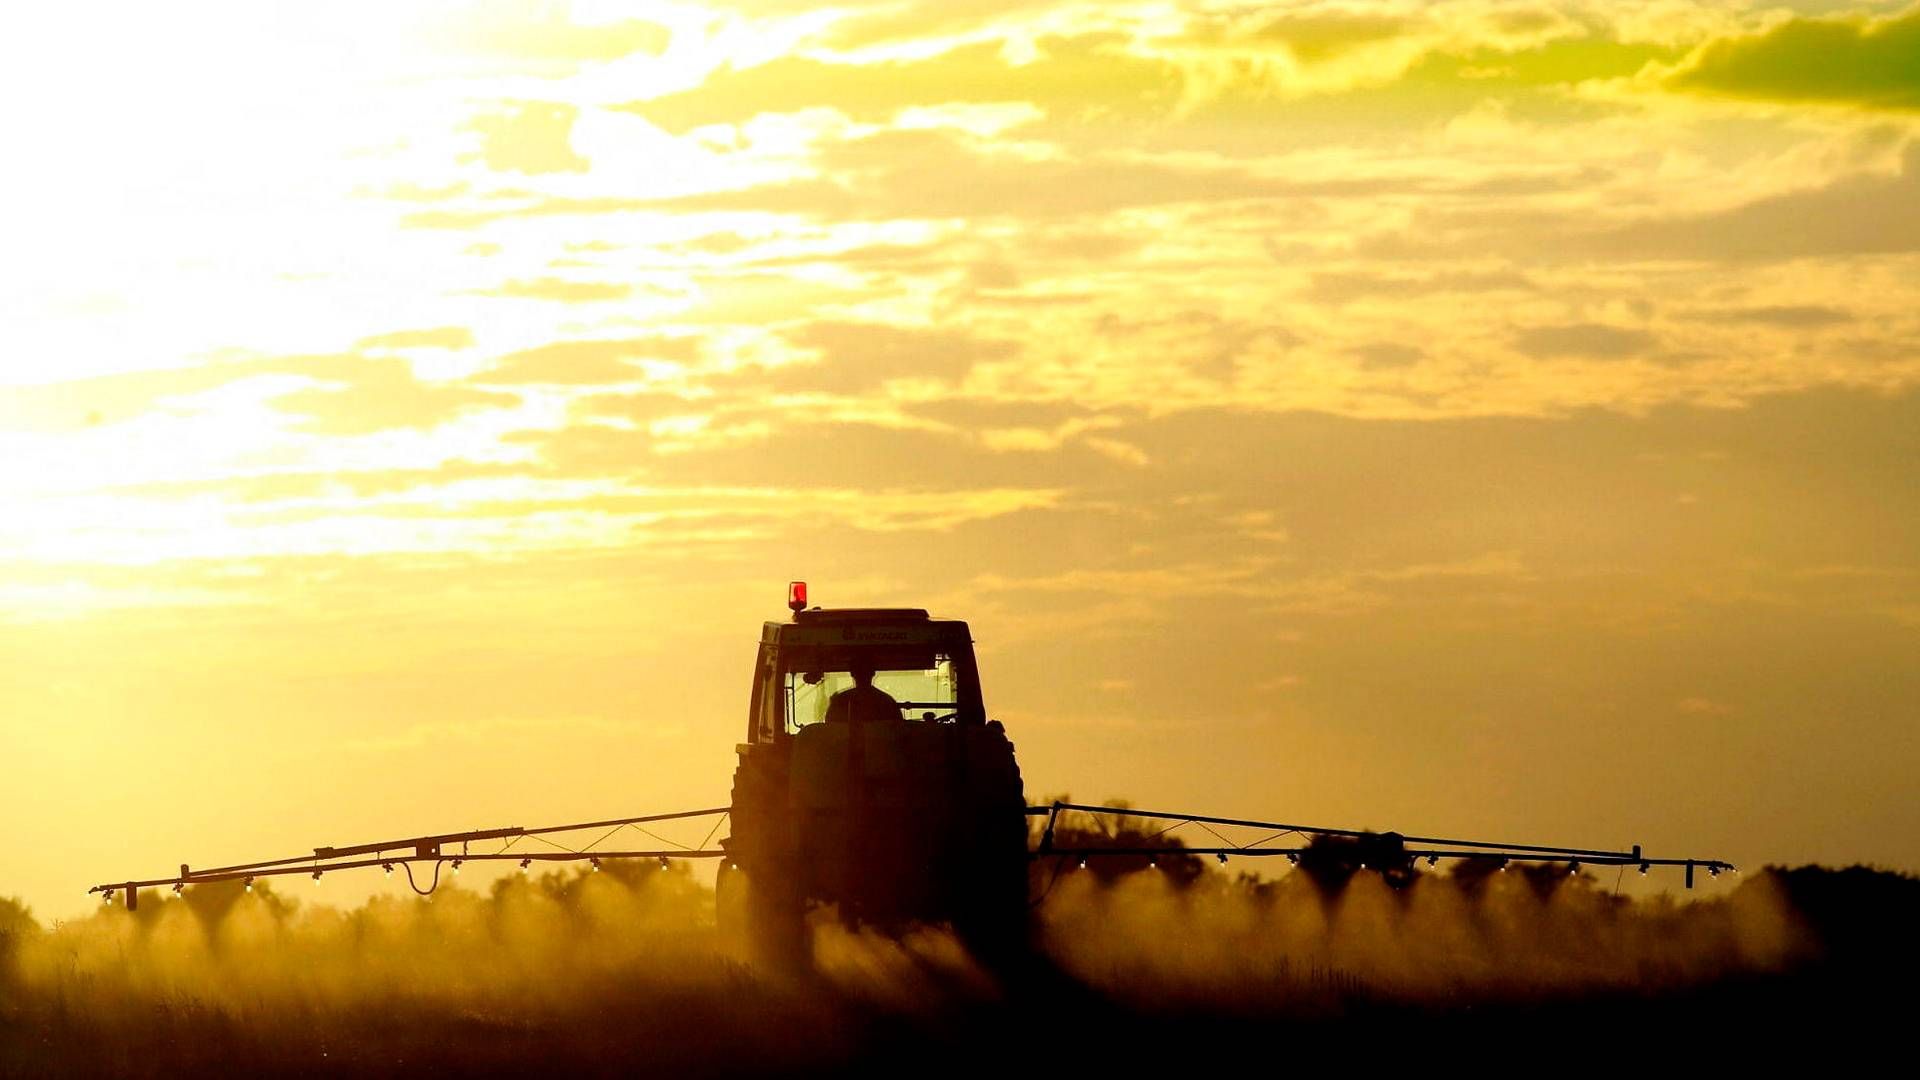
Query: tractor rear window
784 655 959 732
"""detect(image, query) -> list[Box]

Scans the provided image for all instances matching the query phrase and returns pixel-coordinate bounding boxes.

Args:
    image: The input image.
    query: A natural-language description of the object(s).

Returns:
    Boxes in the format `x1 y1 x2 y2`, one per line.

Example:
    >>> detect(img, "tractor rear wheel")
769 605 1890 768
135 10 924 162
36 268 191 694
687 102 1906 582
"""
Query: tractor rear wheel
728 751 809 969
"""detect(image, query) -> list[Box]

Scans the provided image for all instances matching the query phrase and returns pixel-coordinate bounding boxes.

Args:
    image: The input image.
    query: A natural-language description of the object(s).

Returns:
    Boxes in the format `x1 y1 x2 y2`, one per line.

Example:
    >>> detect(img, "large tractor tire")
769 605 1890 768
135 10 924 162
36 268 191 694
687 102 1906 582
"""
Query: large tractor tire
950 722 1034 963
727 750 808 969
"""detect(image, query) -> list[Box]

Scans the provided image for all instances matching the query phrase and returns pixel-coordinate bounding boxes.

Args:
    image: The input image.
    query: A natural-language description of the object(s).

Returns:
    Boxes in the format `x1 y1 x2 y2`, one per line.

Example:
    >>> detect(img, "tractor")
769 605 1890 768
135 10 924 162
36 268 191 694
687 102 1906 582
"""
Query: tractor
716 583 1030 961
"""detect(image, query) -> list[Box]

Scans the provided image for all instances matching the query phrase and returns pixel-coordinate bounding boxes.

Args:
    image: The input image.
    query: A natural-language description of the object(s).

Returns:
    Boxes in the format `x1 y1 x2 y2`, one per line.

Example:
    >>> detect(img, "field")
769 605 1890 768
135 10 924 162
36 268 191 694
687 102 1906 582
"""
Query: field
3 855 1910 1077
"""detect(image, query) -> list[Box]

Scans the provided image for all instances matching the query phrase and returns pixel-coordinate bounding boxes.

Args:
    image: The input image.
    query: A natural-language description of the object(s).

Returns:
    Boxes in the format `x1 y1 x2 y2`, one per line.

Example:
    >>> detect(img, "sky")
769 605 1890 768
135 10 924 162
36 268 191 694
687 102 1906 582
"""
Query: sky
2 0 1917 920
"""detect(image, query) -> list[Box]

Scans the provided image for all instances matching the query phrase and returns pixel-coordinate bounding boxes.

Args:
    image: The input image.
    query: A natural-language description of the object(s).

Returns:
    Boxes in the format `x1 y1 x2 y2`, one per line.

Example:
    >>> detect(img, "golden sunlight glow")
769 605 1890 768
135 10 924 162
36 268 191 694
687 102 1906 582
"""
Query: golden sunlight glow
3 0 1919 922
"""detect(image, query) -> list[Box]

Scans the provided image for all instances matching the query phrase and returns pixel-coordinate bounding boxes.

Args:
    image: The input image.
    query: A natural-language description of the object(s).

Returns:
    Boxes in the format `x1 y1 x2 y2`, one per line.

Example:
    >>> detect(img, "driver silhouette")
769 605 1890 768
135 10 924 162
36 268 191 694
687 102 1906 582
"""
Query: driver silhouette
825 665 901 725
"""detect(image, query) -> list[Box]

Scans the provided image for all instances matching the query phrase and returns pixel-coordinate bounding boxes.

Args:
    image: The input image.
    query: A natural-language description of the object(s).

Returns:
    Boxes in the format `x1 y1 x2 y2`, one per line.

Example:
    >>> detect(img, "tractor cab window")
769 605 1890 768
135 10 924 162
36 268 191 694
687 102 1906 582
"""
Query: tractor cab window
784 652 959 733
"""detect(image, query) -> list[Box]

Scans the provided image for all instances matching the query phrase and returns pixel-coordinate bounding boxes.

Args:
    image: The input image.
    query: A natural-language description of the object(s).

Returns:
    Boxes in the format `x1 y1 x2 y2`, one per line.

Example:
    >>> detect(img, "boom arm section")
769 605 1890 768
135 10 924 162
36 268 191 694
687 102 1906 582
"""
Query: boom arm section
89 806 731 910
1030 801 1736 887
89 799 1737 912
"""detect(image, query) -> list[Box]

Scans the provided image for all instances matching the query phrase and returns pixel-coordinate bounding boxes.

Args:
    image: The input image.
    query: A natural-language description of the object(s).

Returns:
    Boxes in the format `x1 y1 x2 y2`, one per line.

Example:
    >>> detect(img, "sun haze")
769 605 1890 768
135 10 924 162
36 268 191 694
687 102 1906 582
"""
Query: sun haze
3 1 1917 919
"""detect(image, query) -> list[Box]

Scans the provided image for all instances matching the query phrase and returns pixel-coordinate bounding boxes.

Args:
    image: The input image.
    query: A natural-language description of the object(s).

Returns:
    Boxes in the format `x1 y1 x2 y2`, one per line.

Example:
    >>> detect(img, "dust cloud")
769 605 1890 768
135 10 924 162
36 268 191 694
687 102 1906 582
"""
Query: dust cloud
14 859 1801 1014
0 851 1882 1076
0 864 848 1075
1035 862 1803 1009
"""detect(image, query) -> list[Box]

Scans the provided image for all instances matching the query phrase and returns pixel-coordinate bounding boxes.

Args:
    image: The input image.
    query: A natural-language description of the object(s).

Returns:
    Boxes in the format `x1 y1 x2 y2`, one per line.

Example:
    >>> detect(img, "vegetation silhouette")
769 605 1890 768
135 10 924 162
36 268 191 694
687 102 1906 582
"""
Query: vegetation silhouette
1766 863 1920 970
1295 831 1417 893
1027 798 1207 890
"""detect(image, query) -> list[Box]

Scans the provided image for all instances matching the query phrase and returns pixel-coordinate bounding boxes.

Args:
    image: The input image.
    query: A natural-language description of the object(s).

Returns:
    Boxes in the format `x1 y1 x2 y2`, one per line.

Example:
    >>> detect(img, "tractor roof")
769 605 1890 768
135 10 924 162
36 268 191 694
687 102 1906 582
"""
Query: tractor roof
762 607 970 646
793 607 929 623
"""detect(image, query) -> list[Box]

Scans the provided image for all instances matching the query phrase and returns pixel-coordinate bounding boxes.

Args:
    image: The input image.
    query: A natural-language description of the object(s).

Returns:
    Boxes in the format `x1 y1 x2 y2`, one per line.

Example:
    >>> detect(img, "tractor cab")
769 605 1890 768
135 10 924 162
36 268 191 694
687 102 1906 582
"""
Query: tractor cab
742 585 986 746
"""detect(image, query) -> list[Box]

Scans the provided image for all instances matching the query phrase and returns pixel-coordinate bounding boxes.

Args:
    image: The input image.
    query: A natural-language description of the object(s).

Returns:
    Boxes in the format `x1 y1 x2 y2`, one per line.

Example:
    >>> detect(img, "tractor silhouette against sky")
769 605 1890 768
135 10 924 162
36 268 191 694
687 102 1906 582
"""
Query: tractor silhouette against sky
717 583 1029 961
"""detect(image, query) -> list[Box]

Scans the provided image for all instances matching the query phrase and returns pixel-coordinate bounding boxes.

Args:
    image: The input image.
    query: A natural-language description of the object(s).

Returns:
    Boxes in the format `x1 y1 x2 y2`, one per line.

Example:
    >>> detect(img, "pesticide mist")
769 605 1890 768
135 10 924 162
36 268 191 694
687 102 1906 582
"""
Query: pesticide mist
2 840 1851 1076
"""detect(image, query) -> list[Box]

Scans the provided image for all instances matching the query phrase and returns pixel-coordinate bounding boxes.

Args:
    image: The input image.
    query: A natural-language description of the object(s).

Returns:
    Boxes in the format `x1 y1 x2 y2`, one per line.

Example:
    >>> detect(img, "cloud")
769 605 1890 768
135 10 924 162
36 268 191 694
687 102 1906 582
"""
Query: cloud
902 398 1110 432
399 118 1433 233
977 414 1126 453
1091 310 1298 381
1695 305 1855 328
0 365 245 433
1309 269 1535 304
1367 145 1920 265
1665 7 1920 110
1352 342 1425 369
655 126 1403 222
1511 323 1656 360
622 36 1182 133
573 391 711 429
521 409 1137 490
965 553 1531 623
631 4 1644 135
479 337 703 385
436 5 670 67
1238 10 1416 63
479 278 633 302
758 321 1017 393
356 327 476 351
268 356 517 435
817 0 1055 48
1592 144 1920 260
467 101 589 174
1 352 508 436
